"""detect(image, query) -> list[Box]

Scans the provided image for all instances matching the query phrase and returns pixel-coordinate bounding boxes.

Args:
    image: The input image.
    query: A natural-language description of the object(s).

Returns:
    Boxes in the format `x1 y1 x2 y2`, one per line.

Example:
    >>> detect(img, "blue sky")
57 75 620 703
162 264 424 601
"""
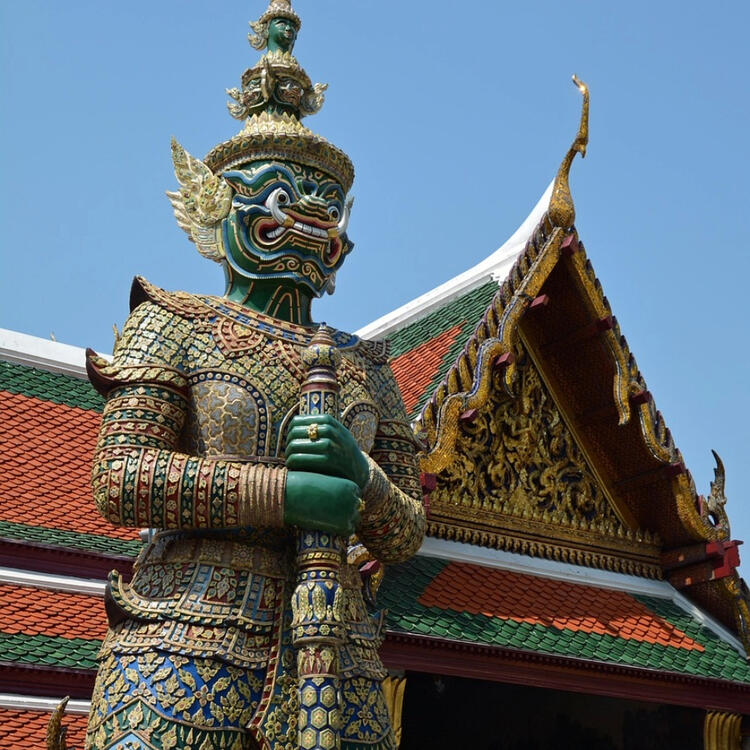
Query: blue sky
2 2 749 574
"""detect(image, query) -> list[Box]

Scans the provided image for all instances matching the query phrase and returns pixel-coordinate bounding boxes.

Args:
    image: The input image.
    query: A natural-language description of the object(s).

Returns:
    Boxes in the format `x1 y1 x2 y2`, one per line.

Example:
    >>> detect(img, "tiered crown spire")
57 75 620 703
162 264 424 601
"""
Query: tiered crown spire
204 0 354 191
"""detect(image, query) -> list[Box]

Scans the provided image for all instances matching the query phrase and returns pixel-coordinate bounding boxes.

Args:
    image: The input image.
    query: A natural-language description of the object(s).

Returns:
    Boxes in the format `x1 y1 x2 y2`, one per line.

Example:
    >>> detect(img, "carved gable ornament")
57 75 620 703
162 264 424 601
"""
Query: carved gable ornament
428 344 662 577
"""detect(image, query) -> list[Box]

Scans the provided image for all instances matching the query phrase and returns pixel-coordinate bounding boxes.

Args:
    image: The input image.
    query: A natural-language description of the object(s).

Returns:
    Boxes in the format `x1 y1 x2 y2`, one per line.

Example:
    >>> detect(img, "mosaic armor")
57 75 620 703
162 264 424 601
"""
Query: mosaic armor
79 2 427 746
84 279 425 749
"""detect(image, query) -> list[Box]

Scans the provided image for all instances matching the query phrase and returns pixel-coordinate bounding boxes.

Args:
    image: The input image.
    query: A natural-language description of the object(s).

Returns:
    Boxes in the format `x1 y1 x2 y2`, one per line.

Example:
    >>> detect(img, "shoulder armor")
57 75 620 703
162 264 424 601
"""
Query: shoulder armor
86 350 189 398
130 276 213 320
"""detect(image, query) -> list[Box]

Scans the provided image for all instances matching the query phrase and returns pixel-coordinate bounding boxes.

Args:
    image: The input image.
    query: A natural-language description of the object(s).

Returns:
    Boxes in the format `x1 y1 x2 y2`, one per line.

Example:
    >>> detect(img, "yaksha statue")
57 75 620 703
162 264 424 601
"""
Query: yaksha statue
83 2 425 748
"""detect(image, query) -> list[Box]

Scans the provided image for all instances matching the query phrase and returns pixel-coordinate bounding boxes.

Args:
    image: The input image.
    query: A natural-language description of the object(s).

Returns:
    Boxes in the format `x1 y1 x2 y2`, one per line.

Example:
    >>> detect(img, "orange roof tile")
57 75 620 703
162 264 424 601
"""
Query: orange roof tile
418 563 705 651
0 584 107 640
0 708 88 749
0 390 139 542
390 323 464 414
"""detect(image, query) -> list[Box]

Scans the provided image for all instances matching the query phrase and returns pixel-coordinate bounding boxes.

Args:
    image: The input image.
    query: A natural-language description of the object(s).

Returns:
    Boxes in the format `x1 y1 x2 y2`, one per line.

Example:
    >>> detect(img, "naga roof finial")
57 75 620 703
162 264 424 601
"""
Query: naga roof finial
549 75 589 230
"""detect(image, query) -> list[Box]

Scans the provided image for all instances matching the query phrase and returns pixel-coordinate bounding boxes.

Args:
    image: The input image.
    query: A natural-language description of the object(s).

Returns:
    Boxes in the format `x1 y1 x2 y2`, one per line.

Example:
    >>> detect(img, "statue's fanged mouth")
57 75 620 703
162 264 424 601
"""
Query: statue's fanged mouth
262 219 330 241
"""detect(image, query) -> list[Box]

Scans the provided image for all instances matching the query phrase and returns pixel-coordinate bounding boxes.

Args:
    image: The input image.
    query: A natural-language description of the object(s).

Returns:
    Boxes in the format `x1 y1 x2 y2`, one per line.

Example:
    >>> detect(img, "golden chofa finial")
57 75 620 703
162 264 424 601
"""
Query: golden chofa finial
549 75 589 230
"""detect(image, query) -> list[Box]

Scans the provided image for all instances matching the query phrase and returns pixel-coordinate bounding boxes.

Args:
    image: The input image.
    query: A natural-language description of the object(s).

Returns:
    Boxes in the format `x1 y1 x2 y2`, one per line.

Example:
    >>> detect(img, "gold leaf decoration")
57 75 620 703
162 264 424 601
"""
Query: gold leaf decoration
432 350 623 532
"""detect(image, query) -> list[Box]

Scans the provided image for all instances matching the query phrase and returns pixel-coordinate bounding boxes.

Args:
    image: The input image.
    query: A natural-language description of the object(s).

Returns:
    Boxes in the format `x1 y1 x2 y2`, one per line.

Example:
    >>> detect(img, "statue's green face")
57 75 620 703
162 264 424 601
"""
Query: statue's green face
221 161 353 296
268 17 298 53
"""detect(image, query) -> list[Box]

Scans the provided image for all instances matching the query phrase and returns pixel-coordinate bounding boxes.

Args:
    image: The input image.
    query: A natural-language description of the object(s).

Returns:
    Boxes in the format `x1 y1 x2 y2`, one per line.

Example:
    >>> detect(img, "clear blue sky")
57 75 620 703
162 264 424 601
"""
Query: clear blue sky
2 2 749 574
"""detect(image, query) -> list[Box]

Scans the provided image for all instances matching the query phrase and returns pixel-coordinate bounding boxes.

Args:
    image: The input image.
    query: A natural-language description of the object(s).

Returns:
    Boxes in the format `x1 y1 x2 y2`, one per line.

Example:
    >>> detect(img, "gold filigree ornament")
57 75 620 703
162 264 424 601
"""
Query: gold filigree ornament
166 138 232 263
549 75 589 230
418 218 564 474
205 111 353 192
674 451 731 543
45 697 70 750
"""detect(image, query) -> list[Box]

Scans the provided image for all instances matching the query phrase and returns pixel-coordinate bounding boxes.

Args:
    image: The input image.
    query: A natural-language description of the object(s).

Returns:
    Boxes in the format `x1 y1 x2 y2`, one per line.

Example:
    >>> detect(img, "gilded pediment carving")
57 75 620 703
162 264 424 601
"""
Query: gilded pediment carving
428 344 661 576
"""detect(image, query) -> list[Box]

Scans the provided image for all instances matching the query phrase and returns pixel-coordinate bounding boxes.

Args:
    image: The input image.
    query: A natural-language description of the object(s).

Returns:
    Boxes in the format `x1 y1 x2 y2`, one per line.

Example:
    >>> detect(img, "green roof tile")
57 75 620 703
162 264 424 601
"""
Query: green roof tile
0 360 104 412
0 632 99 671
387 281 499 417
2 555 748 685
379 557 750 684
388 281 499 359
0 520 142 557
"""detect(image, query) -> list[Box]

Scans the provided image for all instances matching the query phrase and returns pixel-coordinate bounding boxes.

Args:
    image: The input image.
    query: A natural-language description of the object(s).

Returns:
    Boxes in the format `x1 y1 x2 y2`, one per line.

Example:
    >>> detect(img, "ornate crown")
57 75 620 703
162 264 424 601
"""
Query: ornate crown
204 0 354 192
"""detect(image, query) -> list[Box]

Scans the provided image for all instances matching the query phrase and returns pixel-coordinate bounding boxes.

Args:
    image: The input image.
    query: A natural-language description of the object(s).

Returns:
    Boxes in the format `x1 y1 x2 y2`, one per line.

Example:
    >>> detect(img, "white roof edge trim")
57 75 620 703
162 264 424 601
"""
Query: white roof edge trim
0 328 111 380
0 567 106 597
354 181 554 341
0 693 91 715
417 537 747 657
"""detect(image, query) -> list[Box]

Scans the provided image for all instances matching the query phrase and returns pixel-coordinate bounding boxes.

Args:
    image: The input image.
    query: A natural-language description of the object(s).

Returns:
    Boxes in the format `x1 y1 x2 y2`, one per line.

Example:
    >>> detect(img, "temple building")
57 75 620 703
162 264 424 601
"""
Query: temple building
1 6 749 750
3 137 750 745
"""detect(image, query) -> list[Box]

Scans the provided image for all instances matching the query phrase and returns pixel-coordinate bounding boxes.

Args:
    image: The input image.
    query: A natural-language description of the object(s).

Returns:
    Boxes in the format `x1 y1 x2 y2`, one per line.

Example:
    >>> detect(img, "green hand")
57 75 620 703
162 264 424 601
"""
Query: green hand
285 414 370 490
284 470 361 536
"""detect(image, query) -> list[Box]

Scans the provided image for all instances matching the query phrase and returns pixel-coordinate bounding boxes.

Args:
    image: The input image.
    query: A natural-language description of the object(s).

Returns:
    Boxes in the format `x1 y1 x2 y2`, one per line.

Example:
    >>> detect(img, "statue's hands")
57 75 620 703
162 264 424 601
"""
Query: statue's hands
284 471 361 536
285 414 370 490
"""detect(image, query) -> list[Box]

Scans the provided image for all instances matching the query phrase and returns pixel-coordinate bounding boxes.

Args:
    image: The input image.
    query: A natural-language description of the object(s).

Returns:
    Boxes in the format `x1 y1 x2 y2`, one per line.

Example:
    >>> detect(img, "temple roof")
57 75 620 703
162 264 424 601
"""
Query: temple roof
1 553 749 714
355 186 552 422
1 78 748 721
383 553 750 683
0 705 89 749
0 357 141 565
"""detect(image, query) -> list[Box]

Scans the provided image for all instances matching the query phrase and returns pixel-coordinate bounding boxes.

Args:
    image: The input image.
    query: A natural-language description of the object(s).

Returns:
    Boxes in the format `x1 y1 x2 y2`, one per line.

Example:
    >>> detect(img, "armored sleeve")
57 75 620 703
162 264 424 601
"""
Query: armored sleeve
357 361 426 563
88 300 285 530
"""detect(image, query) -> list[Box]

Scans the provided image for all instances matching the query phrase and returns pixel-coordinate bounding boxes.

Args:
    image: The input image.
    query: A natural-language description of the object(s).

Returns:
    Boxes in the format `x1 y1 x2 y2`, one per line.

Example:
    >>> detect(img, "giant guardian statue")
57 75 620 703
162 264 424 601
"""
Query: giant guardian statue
83 3 425 748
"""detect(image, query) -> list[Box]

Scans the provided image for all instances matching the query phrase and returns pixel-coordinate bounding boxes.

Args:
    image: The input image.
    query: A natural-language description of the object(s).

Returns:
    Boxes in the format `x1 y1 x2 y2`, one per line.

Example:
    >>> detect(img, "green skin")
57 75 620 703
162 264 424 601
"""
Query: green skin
267 17 298 54
221 152 363 536
284 415 370 536
224 272 316 326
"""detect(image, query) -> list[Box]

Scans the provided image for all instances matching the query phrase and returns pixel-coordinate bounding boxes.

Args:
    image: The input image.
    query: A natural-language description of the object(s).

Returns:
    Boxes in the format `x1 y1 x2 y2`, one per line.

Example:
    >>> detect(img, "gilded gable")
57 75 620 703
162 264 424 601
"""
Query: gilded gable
427 343 661 577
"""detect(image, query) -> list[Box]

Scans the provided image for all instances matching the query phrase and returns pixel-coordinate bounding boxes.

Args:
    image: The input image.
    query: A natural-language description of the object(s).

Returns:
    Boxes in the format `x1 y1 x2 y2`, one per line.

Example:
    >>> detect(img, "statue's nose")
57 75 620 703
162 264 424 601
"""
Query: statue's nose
299 196 329 221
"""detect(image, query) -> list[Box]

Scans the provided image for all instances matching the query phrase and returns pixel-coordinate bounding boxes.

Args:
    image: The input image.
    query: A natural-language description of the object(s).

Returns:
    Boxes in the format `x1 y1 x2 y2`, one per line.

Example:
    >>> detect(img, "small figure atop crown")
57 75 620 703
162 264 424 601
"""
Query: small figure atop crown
227 0 327 122
248 0 301 52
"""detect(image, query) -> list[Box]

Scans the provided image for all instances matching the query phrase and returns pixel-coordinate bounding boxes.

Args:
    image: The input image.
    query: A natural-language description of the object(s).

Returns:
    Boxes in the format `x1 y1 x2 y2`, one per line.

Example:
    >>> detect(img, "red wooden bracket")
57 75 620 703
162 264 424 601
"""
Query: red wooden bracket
561 233 580 256
665 462 686 479
420 472 436 520
528 294 550 311
459 408 479 424
420 473 437 492
662 540 742 587
595 316 614 332
493 352 515 370
629 389 652 406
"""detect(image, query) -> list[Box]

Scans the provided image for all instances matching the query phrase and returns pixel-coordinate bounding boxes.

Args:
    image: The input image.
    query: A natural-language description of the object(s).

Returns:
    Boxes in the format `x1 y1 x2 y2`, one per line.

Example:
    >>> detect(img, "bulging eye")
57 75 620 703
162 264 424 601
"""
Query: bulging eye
265 187 294 223
328 205 340 220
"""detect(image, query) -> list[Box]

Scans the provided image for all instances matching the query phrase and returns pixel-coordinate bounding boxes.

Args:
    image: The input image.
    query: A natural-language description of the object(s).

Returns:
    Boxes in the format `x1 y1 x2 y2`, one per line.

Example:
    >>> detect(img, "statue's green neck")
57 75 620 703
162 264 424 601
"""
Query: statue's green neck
224 267 314 326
